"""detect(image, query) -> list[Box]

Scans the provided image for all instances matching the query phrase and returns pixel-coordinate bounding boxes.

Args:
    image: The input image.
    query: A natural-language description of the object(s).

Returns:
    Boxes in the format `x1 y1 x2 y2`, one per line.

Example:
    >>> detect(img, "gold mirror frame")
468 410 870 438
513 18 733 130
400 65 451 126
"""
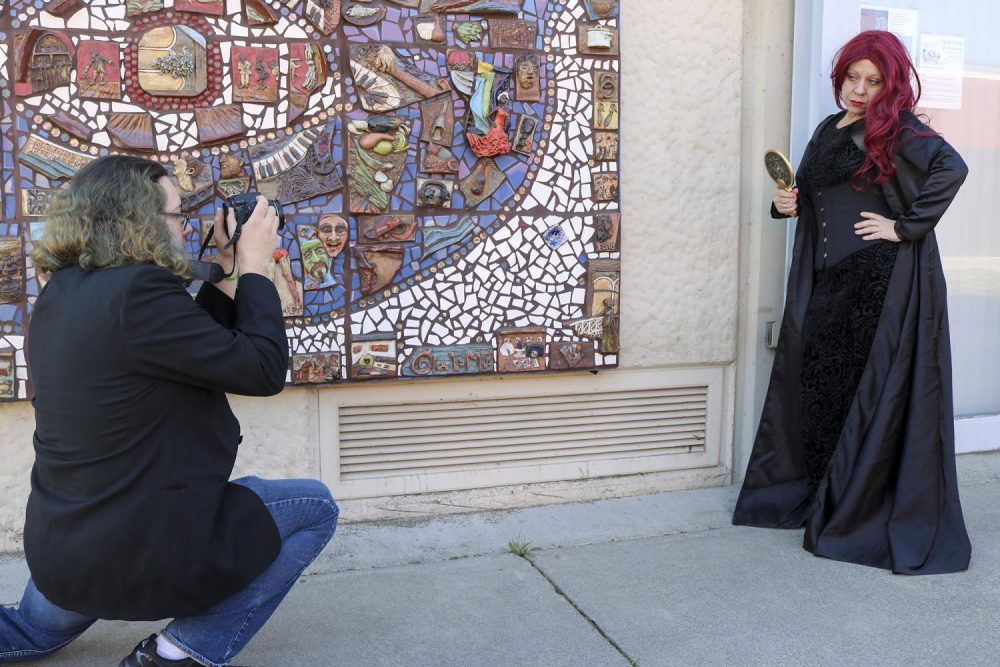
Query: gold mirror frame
764 148 796 216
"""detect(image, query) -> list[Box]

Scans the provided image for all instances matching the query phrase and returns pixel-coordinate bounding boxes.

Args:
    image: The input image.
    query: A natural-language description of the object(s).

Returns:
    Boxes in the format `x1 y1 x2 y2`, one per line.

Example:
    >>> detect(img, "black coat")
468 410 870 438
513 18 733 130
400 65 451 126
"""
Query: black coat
25 264 287 619
733 111 972 574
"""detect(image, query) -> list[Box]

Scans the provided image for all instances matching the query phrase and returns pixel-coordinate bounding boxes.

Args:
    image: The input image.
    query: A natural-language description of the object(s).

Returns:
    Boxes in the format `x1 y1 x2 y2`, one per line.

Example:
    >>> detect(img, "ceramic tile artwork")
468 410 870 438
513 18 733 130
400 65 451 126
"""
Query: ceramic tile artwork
400 344 493 376
0 239 25 305
350 336 398 379
137 24 209 97
0 0 621 400
0 353 16 400
549 340 595 370
291 352 341 384
76 41 122 100
496 326 546 372
231 45 280 104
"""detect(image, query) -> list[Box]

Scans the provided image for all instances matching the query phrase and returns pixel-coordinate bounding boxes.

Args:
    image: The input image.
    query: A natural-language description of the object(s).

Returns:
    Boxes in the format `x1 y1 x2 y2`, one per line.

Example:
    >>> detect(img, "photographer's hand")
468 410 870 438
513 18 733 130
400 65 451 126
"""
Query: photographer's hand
237 196 281 278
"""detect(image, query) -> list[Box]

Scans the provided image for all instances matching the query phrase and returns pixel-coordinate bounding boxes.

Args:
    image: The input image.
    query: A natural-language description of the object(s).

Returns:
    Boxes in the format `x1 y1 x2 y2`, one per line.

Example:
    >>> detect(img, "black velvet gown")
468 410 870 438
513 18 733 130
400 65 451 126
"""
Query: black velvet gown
798 122 899 497
733 111 972 575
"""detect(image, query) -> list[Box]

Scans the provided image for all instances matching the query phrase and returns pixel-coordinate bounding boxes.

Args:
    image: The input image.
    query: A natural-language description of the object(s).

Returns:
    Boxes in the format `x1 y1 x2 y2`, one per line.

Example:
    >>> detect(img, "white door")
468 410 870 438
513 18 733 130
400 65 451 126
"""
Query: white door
790 0 1000 452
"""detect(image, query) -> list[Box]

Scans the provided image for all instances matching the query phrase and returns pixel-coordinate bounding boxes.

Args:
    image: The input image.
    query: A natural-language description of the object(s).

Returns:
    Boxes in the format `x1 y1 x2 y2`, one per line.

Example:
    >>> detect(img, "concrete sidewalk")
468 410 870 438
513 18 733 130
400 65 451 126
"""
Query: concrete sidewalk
2 452 998 666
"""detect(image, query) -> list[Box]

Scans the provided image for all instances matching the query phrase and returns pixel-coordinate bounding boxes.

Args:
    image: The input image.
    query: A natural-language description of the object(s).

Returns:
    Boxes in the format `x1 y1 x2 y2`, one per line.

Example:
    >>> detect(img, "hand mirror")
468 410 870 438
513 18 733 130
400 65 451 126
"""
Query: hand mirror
764 149 795 189
764 148 796 217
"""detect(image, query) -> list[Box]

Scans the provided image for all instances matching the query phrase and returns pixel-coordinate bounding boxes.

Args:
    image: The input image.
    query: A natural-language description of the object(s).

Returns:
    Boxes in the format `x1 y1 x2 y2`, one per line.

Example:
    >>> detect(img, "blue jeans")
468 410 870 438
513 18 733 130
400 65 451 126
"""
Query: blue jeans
0 477 339 666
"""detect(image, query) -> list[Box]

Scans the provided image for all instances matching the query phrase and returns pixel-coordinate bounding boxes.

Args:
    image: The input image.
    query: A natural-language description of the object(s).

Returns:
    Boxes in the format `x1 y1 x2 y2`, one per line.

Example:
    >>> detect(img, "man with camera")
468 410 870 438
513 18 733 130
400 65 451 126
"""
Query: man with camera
0 155 339 666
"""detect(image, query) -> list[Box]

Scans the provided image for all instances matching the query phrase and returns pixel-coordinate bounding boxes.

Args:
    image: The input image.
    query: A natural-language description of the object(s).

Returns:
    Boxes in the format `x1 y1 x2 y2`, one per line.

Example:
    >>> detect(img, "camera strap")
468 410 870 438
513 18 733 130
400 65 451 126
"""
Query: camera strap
193 223 235 281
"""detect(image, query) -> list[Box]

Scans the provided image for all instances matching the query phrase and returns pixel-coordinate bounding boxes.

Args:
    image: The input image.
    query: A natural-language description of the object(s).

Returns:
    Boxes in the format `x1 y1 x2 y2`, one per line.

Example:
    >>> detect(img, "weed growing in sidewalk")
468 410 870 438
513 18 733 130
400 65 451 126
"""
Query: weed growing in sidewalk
506 538 536 559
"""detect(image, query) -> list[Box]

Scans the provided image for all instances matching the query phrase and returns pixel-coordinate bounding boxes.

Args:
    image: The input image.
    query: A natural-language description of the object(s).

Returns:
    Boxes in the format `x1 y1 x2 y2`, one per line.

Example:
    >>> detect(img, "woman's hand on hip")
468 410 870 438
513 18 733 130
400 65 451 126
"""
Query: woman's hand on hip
855 212 901 242
772 188 798 215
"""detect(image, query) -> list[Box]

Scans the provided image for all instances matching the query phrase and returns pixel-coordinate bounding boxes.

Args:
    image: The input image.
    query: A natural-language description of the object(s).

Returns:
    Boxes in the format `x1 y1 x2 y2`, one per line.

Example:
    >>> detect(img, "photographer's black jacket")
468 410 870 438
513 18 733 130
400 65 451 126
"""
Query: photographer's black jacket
26 265 286 620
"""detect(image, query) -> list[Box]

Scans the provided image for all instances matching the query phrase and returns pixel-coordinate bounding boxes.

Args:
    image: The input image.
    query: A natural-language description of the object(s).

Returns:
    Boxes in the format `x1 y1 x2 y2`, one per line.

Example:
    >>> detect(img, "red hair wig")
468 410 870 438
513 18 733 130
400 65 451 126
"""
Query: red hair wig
830 30 925 184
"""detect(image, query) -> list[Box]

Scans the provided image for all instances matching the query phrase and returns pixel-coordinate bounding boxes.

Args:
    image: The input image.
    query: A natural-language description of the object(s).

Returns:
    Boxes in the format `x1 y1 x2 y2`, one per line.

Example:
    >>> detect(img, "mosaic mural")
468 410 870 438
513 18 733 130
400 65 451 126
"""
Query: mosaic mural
0 0 621 400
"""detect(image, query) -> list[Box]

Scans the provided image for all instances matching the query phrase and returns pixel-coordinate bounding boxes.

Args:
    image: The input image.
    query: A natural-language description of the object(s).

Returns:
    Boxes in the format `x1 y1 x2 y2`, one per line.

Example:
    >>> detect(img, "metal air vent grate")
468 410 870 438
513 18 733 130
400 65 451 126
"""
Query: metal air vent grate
338 386 709 479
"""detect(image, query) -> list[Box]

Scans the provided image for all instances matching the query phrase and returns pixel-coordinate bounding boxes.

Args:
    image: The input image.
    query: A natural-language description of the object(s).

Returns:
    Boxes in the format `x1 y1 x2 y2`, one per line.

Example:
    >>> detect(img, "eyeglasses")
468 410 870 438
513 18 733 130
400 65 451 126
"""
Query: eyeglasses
161 211 190 230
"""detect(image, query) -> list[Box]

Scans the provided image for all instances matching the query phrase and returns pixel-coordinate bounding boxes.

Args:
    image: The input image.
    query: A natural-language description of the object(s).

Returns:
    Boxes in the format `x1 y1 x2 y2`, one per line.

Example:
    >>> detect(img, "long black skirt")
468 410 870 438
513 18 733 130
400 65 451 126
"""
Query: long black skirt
800 242 899 497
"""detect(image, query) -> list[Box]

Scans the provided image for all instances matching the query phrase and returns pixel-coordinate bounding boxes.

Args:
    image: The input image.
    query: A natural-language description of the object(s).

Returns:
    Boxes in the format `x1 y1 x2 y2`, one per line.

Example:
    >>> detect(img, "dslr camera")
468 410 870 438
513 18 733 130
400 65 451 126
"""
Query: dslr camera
220 192 286 249
189 192 285 283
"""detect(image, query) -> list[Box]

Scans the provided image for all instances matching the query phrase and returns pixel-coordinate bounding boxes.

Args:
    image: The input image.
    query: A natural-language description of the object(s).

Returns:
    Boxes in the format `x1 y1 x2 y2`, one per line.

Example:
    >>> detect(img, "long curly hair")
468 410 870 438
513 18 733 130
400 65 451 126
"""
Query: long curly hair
33 155 190 278
830 30 926 184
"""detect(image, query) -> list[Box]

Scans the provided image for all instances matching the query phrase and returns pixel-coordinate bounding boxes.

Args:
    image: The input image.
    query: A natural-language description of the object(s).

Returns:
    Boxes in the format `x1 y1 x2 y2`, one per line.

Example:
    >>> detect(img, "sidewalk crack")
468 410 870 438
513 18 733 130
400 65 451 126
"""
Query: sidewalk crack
514 553 638 667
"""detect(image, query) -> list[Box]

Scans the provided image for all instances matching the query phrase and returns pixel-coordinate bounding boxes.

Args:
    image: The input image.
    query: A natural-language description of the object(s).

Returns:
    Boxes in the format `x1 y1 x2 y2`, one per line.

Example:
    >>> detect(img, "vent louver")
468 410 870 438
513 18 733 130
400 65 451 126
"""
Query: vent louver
338 386 709 479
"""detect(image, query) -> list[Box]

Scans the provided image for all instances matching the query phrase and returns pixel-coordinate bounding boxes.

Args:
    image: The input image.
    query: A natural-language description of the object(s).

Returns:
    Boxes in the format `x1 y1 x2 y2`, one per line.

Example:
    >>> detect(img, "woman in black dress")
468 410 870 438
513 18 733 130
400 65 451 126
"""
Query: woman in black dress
733 30 971 575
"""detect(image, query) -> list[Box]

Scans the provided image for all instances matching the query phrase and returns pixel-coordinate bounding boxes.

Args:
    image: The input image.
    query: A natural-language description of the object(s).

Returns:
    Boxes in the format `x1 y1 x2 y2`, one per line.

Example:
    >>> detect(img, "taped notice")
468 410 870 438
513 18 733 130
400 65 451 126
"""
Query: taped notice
919 34 965 110
860 5 919 61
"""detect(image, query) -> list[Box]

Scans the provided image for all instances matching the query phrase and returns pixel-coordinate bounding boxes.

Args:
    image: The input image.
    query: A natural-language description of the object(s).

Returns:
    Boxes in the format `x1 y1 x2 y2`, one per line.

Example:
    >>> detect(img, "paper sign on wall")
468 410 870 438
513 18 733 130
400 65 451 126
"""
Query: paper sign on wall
919 34 965 110
860 5 919 61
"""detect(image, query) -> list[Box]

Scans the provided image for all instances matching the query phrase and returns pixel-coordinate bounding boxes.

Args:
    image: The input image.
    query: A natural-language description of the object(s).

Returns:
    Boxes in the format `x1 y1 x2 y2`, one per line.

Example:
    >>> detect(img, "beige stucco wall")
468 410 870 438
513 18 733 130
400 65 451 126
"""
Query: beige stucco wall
0 0 782 550
619 0 743 367
0 402 34 551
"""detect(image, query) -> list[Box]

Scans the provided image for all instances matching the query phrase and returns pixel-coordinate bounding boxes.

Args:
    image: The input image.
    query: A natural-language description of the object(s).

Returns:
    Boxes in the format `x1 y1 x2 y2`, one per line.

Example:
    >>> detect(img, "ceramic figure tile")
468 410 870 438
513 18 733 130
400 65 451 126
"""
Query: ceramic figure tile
231 45 280 104
291 352 341 384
